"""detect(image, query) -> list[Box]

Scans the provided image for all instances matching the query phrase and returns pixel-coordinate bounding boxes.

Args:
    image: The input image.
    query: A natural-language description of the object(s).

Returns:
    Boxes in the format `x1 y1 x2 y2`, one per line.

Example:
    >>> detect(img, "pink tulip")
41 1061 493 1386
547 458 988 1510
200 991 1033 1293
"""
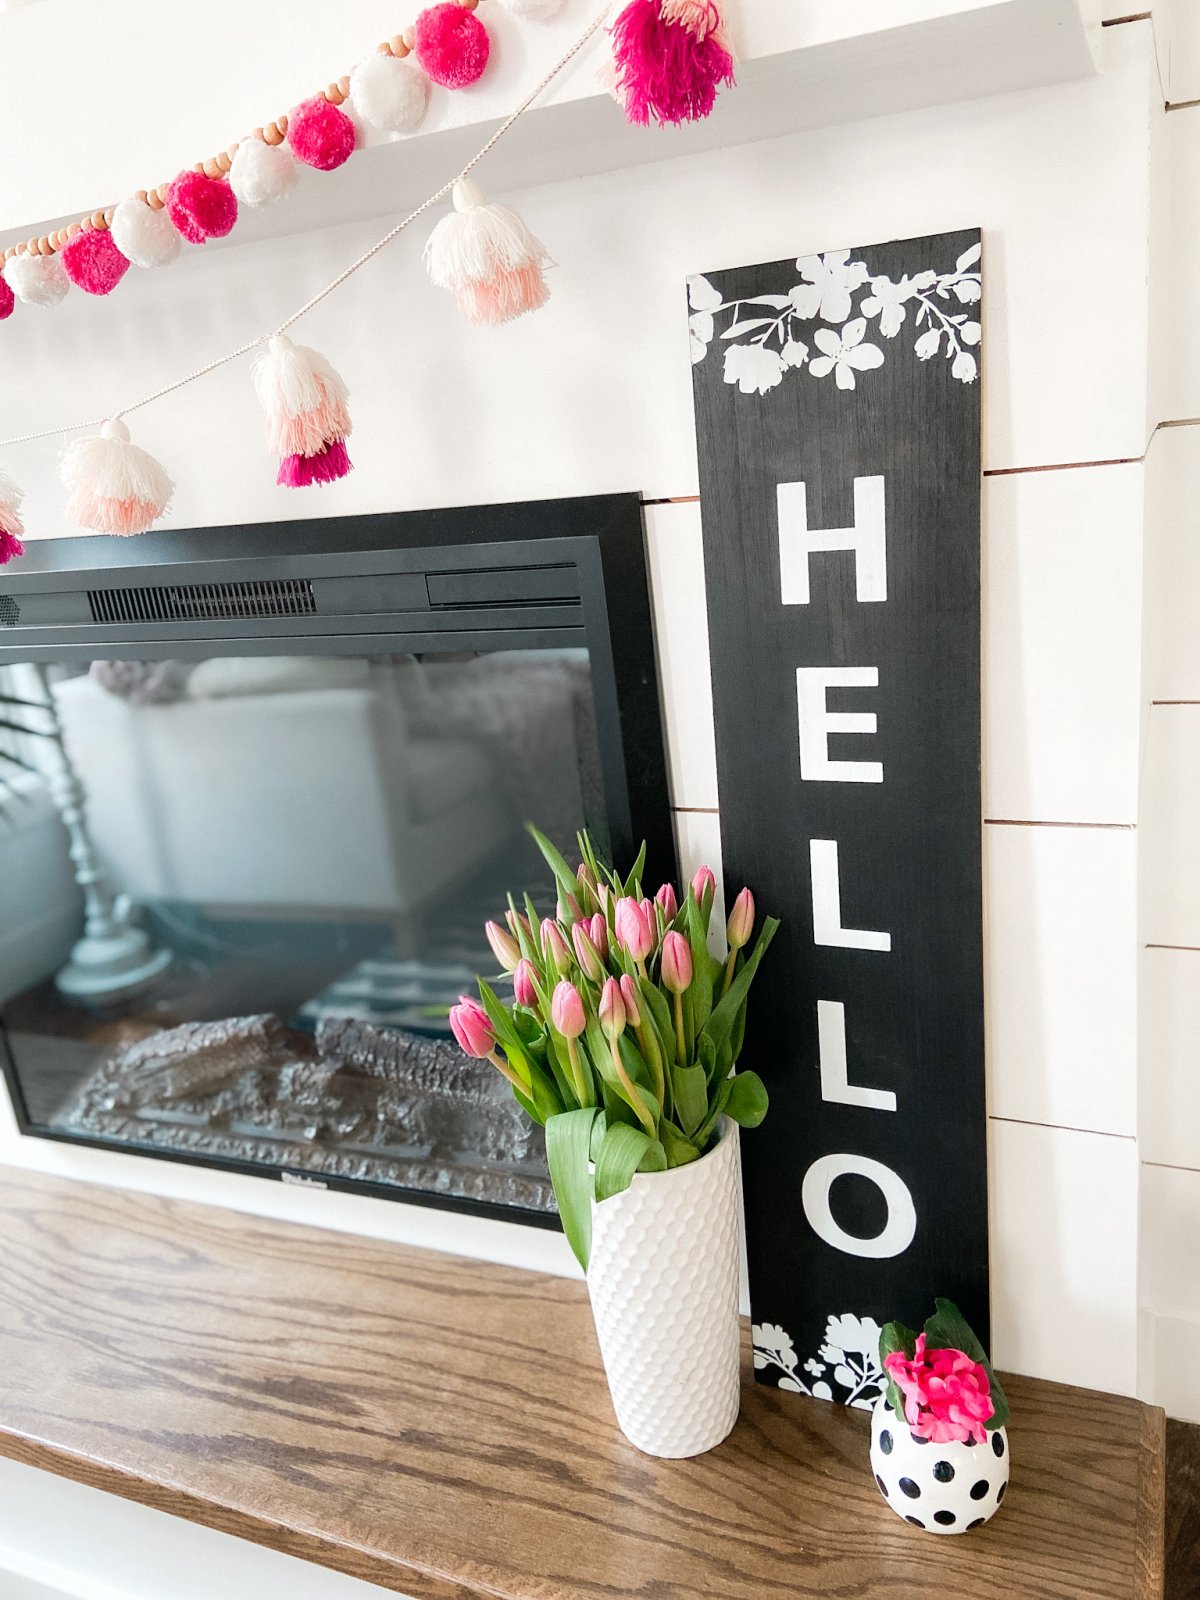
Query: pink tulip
660 930 693 995
589 913 609 960
655 882 678 920
691 865 715 905
598 976 626 1040
541 918 572 977
619 972 641 1027
513 959 538 1009
572 920 604 982
615 896 654 962
640 896 656 931
557 890 584 924
726 887 755 951
551 979 586 1040
576 862 597 912
485 919 521 974
449 996 495 1059
505 908 529 939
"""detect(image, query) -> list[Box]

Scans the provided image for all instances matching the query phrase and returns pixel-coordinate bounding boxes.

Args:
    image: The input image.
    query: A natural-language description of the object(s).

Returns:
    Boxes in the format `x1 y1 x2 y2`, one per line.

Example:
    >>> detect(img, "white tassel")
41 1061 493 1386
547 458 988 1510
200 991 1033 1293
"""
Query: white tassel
4 251 69 307
110 195 182 269
424 178 551 325
60 420 173 536
349 54 431 135
0 470 25 565
251 335 353 485
491 0 566 16
229 137 300 208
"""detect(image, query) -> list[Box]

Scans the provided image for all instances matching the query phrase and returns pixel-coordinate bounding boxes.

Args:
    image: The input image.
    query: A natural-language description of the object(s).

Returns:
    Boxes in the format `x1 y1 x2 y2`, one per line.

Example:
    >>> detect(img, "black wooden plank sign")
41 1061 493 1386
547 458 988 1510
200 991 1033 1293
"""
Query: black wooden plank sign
689 231 986 1407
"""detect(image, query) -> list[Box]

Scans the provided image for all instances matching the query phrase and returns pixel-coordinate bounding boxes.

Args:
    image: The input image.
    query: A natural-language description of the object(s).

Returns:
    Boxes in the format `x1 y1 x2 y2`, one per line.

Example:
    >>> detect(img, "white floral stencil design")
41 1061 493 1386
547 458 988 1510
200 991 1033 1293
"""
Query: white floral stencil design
689 241 981 395
752 1313 887 1410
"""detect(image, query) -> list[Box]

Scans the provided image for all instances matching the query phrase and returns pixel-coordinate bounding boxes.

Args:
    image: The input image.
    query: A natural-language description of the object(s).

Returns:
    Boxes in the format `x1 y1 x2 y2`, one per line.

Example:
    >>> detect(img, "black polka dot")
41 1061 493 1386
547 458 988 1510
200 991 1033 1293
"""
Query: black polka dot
934 1510 956 1526
875 1474 888 1496
905 1515 925 1528
933 1460 955 1483
992 1432 1006 1458
997 1482 1007 1503
879 1429 893 1455
970 1480 990 1500
899 1478 921 1499
909 1431 931 1445
968 1518 985 1530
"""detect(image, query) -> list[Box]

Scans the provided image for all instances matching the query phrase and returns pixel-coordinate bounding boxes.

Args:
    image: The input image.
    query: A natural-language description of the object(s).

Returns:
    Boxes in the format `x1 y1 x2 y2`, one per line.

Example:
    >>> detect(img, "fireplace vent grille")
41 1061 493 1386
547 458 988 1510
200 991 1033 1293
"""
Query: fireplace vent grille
0 596 17 627
88 579 318 625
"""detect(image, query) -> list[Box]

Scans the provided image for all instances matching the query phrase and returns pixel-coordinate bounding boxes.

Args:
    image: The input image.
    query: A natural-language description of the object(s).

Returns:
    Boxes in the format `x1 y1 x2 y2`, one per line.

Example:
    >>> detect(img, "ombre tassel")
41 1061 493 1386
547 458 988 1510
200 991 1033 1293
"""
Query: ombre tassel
424 178 550 326
252 335 353 487
0 470 25 565
610 0 734 127
60 420 173 536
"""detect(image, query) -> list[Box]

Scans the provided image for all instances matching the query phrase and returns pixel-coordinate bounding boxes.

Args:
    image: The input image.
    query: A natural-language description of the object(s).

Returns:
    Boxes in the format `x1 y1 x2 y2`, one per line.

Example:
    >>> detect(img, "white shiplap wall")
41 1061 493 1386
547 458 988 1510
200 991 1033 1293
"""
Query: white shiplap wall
0 20 1162 1413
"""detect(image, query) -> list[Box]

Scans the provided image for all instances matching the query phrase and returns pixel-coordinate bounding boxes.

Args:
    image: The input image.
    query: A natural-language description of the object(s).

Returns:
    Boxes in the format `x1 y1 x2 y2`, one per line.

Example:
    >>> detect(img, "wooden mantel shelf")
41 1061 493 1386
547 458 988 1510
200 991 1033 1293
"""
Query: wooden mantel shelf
0 1167 1164 1600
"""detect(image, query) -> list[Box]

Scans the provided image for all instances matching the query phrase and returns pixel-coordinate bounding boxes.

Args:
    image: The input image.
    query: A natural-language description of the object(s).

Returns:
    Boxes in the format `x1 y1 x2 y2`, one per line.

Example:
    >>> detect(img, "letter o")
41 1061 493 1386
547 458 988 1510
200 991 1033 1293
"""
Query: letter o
801 1153 916 1259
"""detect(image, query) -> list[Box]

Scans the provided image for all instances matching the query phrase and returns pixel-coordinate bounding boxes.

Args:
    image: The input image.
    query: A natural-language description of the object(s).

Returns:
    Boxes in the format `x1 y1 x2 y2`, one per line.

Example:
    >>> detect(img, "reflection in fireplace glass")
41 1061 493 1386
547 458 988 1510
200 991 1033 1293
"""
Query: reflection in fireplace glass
0 651 610 1215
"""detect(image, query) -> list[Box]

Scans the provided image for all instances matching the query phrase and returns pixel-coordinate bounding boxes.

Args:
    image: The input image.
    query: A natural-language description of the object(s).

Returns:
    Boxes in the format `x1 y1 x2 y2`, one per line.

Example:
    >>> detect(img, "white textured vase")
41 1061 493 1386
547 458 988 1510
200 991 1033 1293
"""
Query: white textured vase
870 1395 1010 1534
586 1119 742 1458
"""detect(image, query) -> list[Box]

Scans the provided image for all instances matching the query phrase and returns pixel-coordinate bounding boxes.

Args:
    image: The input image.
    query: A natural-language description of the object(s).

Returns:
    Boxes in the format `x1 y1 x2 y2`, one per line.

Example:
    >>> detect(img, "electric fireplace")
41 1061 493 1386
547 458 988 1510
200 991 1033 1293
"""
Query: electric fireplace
0 494 673 1226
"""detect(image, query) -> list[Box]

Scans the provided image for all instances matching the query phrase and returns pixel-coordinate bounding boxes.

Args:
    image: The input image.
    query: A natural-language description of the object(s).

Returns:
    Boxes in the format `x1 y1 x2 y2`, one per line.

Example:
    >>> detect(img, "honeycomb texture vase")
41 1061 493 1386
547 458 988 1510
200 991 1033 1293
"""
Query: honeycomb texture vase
586 1120 742 1457
870 1395 1010 1534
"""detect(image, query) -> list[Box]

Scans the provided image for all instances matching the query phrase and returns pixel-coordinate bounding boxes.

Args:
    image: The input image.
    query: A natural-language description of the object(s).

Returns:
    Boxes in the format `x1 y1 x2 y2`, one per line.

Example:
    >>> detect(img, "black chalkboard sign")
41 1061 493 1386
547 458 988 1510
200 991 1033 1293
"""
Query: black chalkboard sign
689 231 986 1408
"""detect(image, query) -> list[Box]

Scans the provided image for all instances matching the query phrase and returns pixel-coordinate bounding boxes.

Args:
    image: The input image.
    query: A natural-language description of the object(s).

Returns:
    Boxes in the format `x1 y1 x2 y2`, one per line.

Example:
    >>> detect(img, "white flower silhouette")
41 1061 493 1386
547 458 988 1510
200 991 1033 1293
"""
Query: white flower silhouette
752 1312 888 1411
689 311 714 364
723 342 786 395
790 250 871 323
808 319 885 390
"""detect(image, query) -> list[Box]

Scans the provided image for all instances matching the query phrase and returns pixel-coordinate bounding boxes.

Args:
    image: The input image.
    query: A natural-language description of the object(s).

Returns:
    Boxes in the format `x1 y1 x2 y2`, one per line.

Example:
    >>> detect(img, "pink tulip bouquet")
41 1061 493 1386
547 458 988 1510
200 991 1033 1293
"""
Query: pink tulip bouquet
879 1299 1010 1444
449 825 779 1269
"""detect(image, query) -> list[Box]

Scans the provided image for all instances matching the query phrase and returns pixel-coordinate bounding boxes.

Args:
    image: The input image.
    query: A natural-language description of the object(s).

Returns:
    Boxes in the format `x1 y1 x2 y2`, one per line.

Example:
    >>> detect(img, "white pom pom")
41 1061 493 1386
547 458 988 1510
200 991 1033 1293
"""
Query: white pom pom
349 53 431 135
60 419 173 536
110 196 182 269
229 137 300 208
4 251 69 308
491 0 566 16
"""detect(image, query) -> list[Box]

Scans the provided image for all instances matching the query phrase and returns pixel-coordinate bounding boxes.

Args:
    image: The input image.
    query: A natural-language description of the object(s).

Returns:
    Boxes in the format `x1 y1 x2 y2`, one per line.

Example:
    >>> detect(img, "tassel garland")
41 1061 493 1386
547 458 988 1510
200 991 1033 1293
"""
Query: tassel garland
3 251 69 307
60 420 174 536
110 195 183 268
252 335 353 487
610 0 734 127
229 136 301 207
424 178 550 325
60 227 132 296
349 54 431 135
0 471 25 566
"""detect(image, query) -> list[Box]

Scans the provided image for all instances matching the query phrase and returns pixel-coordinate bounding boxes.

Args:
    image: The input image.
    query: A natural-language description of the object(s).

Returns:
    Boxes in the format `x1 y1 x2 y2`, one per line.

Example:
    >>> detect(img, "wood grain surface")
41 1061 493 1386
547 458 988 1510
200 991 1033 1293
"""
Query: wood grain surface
0 1167 1165 1600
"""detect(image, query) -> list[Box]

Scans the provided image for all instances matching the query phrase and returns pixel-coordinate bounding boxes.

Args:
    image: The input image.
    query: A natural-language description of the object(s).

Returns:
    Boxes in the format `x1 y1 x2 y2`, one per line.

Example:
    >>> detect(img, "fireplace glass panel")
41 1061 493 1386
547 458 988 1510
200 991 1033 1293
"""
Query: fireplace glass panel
0 651 611 1215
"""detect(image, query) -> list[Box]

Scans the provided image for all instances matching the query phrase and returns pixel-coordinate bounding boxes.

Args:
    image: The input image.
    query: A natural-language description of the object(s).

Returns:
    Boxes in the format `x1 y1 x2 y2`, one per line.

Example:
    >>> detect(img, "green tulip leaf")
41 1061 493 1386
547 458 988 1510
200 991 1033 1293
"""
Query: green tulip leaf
673 1063 708 1137
546 1108 599 1270
621 840 648 899
594 1122 666 1202
878 1320 917 1421
724 1069 769 1128
659 1121 701 1168
685 894 714 1032
700 916 780 1055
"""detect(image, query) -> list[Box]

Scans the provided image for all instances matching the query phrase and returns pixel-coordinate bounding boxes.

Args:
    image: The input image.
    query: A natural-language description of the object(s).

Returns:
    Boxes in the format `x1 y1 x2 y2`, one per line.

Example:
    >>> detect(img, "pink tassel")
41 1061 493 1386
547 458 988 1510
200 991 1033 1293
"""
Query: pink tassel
277 439 352 486
610 0 734 127
0 470 26 564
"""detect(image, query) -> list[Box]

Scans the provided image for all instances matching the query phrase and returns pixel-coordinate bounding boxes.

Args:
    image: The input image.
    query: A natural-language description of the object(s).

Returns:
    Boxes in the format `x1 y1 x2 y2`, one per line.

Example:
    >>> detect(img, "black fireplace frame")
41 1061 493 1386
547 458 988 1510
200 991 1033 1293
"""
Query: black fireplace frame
0 491 675 1227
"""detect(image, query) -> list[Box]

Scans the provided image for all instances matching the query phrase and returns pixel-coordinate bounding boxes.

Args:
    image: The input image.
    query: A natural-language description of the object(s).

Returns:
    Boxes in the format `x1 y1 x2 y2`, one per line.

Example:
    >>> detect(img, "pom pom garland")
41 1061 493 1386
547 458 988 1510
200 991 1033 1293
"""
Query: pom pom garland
60 419 174 536
349 54 431 135
3 251 69 307
252 334 353 486
110 195 182 269
610 0 735 127
424 178 551 325
0 275 13 321
60 227 131 296
0 471 25 566
166 170 238 244
287 97 358 172
229 136 300 207
413 4 491 88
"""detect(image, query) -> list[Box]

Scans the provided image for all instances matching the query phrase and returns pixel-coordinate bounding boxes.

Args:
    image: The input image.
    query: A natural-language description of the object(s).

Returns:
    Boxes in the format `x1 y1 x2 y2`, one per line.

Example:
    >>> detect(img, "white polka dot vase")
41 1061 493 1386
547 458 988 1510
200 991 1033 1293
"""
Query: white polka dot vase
586 1119 742 1459
869 1395 1010 1534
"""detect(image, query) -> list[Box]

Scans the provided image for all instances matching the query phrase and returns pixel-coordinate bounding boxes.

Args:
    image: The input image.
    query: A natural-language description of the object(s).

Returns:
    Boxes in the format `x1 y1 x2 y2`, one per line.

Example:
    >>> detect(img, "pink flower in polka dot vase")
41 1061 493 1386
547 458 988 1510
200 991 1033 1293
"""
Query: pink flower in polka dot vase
869 1298 1010 1535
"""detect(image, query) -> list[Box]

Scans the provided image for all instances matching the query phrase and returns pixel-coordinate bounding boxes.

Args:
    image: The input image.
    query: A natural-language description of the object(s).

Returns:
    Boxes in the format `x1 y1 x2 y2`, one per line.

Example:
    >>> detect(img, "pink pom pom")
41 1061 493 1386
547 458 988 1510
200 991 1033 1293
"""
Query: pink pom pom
165 171 238 244
0 275 13 321
59 227 131 296
0 528 23 565
611 0 734 127
287 97 357 172
413 3 491 88
277 439 353 487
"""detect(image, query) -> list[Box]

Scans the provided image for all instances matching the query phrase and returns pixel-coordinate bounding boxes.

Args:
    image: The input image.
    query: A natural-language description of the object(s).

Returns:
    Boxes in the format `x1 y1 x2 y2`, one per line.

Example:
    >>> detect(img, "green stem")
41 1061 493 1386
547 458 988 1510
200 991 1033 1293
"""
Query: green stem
635 1021 666 1115
487 1050 527 1094
673 991 687 1065
610 1037 656 1138
721 950 737 996
566 1038 593 1108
